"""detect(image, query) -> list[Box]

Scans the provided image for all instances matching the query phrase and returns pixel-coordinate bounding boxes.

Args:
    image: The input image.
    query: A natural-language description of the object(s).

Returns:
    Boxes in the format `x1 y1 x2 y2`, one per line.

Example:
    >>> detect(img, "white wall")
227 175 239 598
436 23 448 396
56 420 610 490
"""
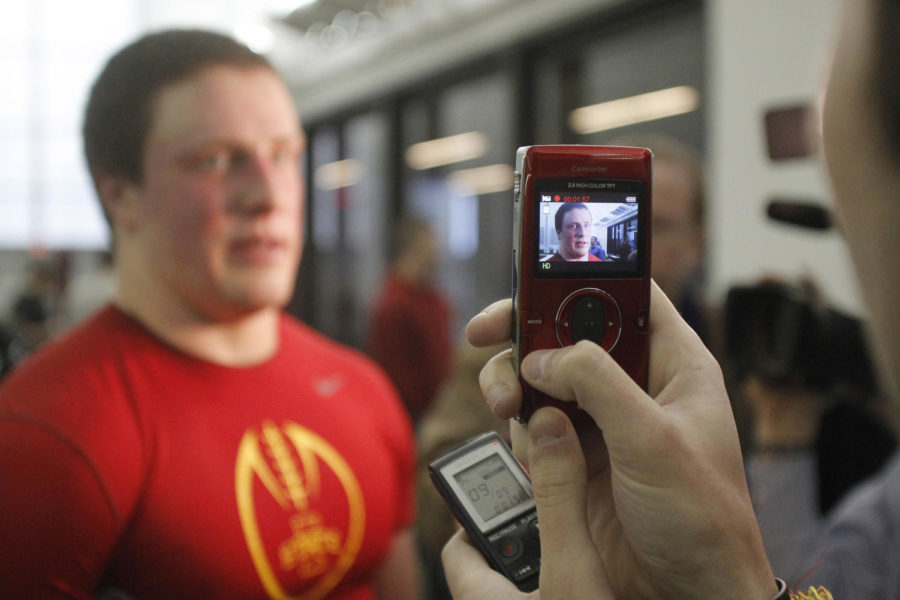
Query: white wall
706 0 863 315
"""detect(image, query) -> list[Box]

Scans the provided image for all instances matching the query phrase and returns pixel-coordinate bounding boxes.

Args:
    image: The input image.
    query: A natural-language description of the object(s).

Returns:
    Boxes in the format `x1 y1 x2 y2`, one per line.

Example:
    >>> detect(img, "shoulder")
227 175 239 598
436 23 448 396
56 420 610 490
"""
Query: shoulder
810 451 900 595
819 450 900 562
0 306 155 474
1 307 143 402
832 450 900 521
0 306 149 518
279 315 397 394
279 314 415 448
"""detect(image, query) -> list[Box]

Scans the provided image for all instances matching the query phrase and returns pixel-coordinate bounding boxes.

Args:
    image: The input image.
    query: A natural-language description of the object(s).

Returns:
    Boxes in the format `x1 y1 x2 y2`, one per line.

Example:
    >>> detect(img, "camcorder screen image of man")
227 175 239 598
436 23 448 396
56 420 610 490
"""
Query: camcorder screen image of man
536 188 644 278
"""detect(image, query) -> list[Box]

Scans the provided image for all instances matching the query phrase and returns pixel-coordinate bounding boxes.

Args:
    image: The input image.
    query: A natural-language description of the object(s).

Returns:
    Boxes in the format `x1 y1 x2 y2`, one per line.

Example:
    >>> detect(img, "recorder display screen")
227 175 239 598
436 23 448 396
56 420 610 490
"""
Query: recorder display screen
534 178 646 278
453 454 529 523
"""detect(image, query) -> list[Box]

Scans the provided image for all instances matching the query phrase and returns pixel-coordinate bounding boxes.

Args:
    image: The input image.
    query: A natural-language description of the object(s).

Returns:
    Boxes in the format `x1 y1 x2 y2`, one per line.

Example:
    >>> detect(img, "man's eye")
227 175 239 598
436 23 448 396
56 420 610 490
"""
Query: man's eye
272 145 299 164
197 153 231 171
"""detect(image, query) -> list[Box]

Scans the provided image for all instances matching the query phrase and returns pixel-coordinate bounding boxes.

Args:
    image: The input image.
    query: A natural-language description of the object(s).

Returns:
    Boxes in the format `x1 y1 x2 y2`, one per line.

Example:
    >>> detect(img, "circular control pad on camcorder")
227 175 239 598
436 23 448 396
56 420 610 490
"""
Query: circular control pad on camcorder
555 288 622 351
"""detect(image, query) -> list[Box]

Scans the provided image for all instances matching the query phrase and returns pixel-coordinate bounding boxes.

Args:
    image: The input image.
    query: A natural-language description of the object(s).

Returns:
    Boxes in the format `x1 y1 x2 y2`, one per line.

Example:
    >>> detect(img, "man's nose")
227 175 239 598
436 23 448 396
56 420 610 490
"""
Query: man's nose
233 154 279 213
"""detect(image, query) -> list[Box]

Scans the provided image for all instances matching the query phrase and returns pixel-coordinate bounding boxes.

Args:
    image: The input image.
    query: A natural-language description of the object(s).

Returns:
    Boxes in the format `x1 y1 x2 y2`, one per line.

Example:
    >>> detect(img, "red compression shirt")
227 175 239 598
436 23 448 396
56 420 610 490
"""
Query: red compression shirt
0 306 415 599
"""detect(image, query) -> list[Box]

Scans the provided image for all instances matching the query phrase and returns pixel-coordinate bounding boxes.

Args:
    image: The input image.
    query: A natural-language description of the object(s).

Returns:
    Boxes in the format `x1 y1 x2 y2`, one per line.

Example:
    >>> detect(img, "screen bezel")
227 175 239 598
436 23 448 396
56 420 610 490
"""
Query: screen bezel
438 440 535 533
532 177 647 279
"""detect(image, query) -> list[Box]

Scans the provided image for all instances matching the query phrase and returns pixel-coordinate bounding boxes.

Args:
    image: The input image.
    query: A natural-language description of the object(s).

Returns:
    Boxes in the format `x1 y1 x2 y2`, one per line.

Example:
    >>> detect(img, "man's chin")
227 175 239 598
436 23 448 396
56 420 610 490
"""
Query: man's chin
221 279 296 316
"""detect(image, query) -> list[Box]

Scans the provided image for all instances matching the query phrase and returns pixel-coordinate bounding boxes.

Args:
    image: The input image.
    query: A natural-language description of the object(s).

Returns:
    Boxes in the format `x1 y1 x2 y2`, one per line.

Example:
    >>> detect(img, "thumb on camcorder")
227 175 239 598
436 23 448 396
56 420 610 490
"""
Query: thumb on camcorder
526 407 612 599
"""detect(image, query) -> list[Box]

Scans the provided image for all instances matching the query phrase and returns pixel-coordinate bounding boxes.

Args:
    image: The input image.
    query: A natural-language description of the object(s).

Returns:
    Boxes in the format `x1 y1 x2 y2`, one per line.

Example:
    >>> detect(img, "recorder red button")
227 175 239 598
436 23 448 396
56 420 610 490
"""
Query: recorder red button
499 539 522 559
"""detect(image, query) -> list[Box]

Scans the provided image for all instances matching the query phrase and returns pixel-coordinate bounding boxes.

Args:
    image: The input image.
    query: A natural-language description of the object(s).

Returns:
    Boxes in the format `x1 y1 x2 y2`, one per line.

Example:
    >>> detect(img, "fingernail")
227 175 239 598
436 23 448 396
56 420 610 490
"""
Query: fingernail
465 309 491 335
529 410 568 448
484 383 511 412
469 308 488 322
521 350 550 381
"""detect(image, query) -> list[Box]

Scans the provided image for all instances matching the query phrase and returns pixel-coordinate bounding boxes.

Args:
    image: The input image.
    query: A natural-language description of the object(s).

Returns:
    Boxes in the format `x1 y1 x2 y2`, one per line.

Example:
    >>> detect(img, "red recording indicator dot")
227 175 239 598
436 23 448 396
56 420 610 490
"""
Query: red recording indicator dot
500 541 521 558
554 195 561 201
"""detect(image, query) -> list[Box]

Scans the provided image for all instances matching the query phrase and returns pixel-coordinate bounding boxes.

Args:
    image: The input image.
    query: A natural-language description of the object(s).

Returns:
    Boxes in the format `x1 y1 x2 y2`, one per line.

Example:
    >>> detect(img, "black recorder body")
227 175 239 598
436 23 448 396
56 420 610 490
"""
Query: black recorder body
513 145 652 424
428 431 540 592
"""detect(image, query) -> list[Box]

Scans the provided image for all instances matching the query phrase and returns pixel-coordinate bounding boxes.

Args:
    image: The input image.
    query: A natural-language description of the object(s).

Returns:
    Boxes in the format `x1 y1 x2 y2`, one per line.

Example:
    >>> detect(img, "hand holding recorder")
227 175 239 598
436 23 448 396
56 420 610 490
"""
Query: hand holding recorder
442 284 778 600
429 431 540 593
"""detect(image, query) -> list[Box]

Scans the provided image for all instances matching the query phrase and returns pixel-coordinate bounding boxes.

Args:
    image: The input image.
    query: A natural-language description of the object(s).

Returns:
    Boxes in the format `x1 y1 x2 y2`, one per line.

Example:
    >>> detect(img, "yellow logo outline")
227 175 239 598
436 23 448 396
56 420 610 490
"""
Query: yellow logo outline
235 421 366 600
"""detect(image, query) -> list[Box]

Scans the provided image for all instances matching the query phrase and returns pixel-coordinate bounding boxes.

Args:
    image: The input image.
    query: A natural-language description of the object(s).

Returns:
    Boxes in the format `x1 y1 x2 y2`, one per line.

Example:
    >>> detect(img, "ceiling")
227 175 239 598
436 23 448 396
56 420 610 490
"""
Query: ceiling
261 0 623 121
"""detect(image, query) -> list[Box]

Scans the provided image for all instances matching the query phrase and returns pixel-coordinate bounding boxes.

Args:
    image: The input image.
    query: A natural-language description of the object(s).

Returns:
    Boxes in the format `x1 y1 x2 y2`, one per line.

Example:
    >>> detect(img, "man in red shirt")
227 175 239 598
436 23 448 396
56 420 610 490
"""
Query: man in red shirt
0 30 420 600
368 219 453 425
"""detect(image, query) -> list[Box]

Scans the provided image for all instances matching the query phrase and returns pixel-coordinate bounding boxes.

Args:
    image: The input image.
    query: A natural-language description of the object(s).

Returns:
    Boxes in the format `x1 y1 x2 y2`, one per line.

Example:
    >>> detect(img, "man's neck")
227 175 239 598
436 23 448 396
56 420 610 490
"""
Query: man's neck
394 261 426 288
113 291 281 367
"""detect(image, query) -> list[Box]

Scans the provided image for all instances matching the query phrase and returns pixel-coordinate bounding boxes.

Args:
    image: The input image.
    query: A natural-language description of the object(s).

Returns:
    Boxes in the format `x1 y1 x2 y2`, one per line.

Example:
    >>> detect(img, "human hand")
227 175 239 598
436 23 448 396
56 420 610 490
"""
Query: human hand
449 283 776 600
441 406 615 600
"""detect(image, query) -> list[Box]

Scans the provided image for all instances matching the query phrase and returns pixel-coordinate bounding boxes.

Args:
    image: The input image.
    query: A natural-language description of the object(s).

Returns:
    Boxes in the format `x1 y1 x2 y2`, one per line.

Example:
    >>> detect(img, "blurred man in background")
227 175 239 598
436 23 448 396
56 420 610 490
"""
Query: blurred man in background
368 218 453 426
612 133 707 340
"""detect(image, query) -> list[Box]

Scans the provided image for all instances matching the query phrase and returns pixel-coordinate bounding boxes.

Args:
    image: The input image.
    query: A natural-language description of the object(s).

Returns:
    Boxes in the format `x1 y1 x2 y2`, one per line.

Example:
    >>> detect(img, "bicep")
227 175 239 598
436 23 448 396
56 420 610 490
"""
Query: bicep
0 418 121 598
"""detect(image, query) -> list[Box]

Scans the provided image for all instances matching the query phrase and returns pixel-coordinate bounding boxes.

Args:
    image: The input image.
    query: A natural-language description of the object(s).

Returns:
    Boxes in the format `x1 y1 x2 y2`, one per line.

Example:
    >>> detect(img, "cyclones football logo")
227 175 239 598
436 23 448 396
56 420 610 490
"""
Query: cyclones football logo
235 421 365 600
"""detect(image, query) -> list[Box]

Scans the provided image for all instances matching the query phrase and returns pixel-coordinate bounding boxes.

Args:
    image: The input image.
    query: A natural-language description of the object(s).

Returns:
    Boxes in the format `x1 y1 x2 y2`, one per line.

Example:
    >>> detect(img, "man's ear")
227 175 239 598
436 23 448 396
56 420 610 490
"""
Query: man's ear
94 171 140 233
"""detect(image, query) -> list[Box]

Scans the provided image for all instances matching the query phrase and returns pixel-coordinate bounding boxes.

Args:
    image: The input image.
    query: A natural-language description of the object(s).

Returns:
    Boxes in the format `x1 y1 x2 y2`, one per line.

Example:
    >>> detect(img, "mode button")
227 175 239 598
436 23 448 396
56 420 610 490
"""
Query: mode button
521 311 543 335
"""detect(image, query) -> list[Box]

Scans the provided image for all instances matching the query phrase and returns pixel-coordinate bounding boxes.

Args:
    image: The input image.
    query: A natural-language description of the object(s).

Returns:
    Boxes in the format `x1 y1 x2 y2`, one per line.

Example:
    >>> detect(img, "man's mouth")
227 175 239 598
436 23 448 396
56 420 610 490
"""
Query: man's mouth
231 235 288 264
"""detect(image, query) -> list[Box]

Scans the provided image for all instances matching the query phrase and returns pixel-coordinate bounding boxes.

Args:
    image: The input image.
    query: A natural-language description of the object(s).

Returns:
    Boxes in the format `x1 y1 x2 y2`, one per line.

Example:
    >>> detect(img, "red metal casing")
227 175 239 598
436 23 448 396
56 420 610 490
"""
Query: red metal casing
512 145 652 426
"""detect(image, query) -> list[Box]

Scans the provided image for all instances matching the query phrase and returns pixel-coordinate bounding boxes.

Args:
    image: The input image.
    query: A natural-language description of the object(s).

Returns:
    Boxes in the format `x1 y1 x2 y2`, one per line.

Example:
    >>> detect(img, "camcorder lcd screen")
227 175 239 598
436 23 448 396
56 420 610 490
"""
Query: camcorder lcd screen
534 178 646 278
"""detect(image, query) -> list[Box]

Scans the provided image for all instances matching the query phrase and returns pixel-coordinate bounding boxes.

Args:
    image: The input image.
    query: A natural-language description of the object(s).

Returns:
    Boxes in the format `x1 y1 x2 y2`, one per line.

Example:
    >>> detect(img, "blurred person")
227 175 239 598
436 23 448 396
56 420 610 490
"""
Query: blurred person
15 257 67 332
441 0 900 598
60 250 116 328
734 280 897 584
589 235 606 260
547 203 601 262
22 257 67 315
0 294 50 380
4 294 53 368
611 132 707 340
0 30 420 600
746 375 896 570
368 218 453 425
0 259 65 377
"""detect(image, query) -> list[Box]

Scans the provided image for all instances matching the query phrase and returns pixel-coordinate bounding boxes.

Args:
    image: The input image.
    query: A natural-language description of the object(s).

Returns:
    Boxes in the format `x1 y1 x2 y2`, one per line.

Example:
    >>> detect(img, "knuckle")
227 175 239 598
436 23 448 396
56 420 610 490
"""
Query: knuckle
567 340 608 370
559 340 616 388
532 470 578 510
